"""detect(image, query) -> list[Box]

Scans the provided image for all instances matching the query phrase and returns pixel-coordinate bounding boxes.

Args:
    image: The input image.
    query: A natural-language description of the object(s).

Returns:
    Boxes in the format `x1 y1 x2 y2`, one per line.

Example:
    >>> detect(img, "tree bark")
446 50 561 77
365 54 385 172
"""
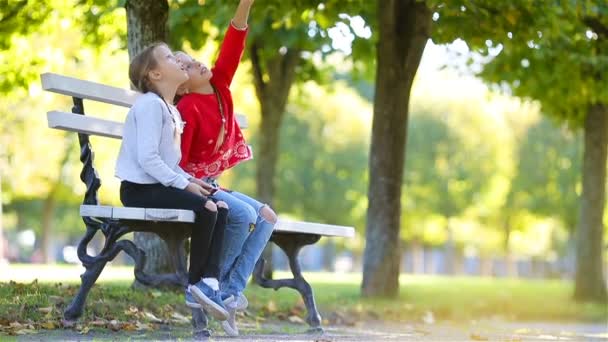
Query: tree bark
126 0 168 59
574 104 608 302
362 0 431 297
250 41 299 279
125 0 174 287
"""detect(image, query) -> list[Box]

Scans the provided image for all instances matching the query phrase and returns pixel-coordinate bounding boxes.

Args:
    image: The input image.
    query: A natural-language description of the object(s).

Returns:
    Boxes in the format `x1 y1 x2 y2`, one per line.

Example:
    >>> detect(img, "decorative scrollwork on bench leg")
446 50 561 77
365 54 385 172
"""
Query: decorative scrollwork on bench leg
253 233 323 332
64 218 136 321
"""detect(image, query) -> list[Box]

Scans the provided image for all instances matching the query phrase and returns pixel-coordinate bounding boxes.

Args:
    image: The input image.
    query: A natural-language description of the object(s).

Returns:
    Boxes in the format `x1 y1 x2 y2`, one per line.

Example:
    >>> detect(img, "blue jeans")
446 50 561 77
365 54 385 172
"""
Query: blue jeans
211 189 275 297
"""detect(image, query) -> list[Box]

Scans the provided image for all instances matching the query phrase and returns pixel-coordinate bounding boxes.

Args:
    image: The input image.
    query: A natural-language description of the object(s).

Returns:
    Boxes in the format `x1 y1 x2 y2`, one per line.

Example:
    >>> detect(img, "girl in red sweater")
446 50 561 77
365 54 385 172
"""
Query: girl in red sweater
175 0 277 336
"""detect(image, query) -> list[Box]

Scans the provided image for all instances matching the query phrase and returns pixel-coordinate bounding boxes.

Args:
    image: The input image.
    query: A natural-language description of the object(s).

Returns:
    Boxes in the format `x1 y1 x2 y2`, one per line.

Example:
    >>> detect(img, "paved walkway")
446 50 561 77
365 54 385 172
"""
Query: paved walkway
12 320 608 341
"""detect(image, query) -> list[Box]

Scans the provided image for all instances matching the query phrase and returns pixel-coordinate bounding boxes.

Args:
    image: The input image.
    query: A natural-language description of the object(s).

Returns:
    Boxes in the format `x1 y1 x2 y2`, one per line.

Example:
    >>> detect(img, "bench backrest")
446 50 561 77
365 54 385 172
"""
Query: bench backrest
41 73 248 139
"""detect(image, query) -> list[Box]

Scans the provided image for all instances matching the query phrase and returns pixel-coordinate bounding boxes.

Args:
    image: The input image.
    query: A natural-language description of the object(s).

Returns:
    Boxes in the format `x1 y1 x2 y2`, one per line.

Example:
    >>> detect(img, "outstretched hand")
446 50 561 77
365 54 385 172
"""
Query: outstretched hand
233 0 254 29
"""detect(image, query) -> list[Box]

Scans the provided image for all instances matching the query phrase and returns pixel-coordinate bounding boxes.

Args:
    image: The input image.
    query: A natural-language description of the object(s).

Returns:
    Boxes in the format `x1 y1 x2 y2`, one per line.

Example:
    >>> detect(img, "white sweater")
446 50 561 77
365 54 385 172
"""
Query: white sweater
115 92 191 189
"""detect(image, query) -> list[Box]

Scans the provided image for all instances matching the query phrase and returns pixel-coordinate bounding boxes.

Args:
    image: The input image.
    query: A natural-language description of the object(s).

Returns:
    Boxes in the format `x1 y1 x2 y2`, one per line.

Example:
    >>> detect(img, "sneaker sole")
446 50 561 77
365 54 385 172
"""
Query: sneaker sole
186 300 202 309
190 286 229 321
223 295 248 312
236 296 248 311
221 321 239 337
221 314 239 337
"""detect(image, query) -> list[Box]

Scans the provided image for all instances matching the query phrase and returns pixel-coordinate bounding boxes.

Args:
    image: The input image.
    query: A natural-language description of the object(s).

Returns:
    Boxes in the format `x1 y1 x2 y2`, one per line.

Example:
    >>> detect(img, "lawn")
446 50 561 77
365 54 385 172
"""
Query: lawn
0 264 606 336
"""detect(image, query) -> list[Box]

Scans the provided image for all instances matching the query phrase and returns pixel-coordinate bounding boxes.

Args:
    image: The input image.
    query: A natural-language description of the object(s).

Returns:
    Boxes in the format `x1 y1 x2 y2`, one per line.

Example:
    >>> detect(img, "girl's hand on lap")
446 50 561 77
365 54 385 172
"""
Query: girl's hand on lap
191 178 215 191
186 182 210 197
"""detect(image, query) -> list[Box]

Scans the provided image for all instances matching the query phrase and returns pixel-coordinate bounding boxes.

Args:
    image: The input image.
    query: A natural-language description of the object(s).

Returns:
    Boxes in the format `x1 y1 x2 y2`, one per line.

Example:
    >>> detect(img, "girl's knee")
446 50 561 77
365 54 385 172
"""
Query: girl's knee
216 201 229 209
204 200 217 212
260 205 277 224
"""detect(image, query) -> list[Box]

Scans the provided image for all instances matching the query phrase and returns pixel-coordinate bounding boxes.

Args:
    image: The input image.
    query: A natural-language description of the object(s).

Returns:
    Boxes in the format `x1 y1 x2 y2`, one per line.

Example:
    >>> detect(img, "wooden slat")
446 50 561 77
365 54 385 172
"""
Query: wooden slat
80 205 195 223
145 208 195 222
47 111 124 139
80 205 113 218
41 72 139 107
80 205 354 237
274 219 355 238
41 73 248 128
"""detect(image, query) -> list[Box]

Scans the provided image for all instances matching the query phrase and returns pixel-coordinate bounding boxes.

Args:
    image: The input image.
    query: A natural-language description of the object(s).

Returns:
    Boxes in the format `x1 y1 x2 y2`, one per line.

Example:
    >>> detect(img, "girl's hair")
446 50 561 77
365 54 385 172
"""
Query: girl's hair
129 42 168 93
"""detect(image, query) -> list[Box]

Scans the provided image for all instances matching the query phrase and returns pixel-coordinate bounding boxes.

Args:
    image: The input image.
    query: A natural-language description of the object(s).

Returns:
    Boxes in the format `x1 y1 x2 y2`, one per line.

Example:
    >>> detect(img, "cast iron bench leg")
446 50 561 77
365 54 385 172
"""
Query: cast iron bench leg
253 233 323 333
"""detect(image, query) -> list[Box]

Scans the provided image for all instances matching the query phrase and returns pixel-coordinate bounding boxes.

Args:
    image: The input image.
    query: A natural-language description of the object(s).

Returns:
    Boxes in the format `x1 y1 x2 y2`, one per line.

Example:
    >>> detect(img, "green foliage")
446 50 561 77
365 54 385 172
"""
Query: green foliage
169 0 374 84
226 82 371 235
402 96 508 245
0 0 52 93
511 119 582 231
431 1 608 125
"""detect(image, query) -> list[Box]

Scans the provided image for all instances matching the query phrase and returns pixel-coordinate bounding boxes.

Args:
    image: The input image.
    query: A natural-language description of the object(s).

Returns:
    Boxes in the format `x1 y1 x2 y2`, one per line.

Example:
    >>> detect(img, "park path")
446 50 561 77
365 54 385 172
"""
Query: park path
11 320 607 341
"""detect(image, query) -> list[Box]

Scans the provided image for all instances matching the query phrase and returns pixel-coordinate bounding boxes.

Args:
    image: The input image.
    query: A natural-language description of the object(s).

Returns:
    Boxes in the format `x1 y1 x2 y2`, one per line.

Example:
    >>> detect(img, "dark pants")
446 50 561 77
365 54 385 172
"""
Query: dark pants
120 181 227 285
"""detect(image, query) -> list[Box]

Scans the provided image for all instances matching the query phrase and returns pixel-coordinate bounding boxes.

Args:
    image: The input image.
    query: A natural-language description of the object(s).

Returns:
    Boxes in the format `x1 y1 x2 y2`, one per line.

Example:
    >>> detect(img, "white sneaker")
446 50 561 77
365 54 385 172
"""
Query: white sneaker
224 293 248 312
221 302 239 337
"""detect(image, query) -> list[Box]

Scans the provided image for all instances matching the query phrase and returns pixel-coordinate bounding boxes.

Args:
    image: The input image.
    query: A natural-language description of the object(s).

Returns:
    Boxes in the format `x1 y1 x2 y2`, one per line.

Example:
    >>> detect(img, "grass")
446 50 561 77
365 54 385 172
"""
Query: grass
0 264 606 335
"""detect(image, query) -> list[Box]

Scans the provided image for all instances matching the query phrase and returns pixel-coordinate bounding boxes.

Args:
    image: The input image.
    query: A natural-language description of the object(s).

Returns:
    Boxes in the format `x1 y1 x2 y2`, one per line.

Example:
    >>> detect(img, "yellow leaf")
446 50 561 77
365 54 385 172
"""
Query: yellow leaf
266 300 277 313
79 326 90 334
15 328 37 335
41 321 56 329
470 333 488 341
123 323 137 331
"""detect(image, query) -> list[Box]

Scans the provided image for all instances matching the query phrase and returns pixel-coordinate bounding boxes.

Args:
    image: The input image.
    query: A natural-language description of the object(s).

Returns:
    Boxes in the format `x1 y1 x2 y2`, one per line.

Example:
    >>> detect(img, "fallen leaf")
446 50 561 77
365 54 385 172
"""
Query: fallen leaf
38 307 53 314
79 326 90 334
89 320 107 327
144 312 163 323
9 322 23 328
470 333 488 341
15 328 37 335
287 315 305 324
122 322 138 331
136 322 152 330
170 312 190 324
265 300 277 313
41 321 56 329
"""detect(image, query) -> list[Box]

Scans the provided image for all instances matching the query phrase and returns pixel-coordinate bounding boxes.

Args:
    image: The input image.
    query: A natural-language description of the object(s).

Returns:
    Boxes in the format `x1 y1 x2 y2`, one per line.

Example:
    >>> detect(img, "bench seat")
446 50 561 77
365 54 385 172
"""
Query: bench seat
80 204 355 238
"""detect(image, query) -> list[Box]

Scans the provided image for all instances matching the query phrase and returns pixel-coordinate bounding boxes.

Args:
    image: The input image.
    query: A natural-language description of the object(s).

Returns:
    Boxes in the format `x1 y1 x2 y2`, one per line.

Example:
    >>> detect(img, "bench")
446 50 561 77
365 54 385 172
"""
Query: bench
40 72 355 334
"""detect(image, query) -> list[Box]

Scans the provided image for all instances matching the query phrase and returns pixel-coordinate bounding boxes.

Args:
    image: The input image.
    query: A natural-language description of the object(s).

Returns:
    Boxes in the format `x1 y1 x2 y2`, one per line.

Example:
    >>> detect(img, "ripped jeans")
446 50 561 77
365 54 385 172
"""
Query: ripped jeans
209 183 275 297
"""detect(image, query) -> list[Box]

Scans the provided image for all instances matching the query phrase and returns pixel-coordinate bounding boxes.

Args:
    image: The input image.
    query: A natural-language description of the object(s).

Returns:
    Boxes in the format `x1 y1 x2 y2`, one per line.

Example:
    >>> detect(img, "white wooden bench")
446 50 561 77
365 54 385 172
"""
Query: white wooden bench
41 72 354 333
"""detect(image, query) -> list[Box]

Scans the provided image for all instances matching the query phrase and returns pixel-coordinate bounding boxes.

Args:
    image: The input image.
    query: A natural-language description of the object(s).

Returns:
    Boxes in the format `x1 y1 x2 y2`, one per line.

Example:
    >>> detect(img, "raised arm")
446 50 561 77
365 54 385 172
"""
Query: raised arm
212 0 254 86
232 0 254 29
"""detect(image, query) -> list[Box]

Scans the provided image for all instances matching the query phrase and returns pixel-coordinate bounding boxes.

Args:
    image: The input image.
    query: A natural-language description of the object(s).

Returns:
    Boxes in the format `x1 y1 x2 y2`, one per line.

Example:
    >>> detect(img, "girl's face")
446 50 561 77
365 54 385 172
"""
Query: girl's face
176 52 213 91
150 45 189 86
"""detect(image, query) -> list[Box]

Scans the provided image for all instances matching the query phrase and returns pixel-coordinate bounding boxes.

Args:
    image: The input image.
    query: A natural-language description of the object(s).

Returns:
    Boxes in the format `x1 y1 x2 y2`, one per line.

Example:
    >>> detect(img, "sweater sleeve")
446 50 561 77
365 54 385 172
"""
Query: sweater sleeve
212 22 248 87
177 100 198 171
134 99 189 189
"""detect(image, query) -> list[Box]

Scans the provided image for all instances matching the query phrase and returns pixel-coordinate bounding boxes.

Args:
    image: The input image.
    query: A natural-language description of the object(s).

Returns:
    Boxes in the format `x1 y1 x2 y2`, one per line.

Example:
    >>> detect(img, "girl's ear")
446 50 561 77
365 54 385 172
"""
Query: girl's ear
148 69 162 81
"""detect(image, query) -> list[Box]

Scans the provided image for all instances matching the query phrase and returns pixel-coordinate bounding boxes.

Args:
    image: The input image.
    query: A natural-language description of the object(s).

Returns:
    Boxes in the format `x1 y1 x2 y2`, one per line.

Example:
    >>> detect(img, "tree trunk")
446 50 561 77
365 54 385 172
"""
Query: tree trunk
125 0 173 287
574 104 608 302
40 195 56 263
250 41 299 279
503 219 518 277
361 0 431 297
125 0 168 59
